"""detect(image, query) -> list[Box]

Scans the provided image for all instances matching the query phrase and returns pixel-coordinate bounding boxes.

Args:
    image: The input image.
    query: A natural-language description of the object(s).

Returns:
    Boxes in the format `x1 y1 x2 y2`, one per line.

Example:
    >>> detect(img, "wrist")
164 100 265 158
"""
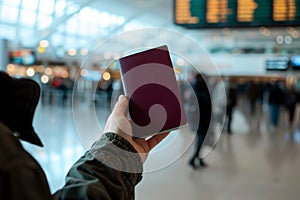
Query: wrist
90 132 143 174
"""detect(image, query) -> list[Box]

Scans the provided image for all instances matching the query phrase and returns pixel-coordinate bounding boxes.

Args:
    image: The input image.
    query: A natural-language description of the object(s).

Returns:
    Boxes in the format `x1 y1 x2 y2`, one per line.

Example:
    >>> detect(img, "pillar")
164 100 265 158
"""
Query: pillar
0 39 9 71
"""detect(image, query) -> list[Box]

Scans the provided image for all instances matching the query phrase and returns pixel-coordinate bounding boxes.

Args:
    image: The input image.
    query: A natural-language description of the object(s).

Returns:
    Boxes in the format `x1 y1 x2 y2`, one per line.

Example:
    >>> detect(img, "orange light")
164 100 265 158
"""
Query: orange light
102 72 111 81
61 71 69 78
7 64 15 72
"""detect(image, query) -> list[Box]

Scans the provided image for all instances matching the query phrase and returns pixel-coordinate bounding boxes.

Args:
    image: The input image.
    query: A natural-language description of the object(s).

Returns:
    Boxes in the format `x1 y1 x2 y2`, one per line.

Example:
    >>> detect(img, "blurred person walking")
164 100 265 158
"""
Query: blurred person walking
188 73 212 169
268 81 285 127
246 81 259 116
226 80 238 134
284 85 297 127
211 76 227 125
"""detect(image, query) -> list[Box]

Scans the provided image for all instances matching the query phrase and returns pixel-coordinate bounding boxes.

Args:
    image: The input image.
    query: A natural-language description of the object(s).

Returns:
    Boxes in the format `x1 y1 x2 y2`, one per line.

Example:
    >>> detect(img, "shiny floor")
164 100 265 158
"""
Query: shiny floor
23 98 300 200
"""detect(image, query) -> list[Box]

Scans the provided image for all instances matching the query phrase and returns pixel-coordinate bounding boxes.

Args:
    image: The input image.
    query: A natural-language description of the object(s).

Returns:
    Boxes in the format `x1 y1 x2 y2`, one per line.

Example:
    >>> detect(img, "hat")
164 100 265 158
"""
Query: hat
0 71 43 147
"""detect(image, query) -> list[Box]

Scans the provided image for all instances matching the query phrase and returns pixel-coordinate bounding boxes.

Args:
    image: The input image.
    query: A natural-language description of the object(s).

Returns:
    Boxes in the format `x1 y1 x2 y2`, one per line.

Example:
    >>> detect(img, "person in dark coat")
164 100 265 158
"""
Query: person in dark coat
188 73 212 169
284 85 297 127
246 81 259 115
226 80 238 134
268 81 285 127
0 71 169 200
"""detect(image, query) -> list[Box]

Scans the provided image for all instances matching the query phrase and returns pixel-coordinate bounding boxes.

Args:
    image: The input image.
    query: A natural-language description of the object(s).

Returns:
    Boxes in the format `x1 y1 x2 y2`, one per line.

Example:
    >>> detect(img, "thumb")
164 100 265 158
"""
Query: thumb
113 95 129 116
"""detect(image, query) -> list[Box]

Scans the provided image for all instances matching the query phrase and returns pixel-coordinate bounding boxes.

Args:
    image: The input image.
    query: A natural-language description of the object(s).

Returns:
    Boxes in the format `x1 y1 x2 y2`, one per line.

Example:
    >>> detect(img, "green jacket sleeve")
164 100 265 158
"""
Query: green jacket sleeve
54 132 143 200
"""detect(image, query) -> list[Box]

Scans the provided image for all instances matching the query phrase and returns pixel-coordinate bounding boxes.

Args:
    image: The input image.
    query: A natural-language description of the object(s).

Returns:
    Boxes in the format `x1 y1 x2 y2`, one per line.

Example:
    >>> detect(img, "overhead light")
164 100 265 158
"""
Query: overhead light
37 46 46 54
41 75 49 84
259 26 265 32
104 52 111 59
287 26 294 31
176 58 185 66
102 71 111 81
284 35 292 44
6 64 15 72
223 28 230 34
38 65 44 72
276 35 284 44
260 27 270 36
45 67 53 76
113 53 120 60
61 71 69 78
39 40 49 48
68 48 77 56
26 67 35 77
80 48 88 56
291 31 299 38
80 69 88 77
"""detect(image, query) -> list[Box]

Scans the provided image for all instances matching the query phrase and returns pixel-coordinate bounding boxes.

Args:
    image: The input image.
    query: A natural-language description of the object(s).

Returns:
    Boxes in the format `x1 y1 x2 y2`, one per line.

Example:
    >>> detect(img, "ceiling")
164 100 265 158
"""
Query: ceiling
84 0 300 49
0 0 299 63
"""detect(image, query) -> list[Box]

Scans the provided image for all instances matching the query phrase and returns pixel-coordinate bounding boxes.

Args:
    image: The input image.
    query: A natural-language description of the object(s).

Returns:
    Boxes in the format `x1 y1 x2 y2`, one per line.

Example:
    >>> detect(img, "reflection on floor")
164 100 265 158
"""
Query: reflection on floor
23 100 300 200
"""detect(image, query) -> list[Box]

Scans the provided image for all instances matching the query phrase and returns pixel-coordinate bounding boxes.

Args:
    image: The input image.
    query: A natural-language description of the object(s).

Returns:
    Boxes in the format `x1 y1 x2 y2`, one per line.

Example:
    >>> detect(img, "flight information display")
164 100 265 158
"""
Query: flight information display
174 0 300 28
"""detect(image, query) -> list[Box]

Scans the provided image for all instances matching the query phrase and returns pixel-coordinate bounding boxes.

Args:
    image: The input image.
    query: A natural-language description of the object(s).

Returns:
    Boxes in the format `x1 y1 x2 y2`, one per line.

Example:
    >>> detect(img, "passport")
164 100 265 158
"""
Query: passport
119 45 187 138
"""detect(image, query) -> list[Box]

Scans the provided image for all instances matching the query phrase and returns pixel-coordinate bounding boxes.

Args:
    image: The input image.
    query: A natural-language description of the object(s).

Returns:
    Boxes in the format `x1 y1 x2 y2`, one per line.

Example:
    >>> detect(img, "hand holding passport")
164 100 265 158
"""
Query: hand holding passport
119 45 187 138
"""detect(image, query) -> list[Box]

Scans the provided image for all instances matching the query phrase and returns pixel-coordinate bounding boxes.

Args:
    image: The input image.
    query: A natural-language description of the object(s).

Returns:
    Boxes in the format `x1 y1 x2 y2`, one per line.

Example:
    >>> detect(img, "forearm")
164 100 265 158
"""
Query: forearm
54 132 143 200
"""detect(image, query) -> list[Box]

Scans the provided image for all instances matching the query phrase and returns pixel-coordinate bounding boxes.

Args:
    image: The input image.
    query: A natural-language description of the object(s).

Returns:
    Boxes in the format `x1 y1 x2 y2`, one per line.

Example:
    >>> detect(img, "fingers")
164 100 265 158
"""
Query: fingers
113 95 129 116
104 115 112 132
147 132 170 150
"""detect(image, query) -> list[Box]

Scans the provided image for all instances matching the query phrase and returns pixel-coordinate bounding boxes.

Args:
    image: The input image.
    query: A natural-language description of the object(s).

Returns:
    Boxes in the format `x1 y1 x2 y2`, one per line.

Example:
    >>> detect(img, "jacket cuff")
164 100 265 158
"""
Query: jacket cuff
90 132 143 185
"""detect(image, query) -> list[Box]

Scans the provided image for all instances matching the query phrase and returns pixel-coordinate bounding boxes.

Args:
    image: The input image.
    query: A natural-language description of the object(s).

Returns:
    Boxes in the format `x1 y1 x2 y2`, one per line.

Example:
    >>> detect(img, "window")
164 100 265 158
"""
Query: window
66 17 79 35
39 0 55 15
55 0 67 17
19 28 34 41
2 0 21 7
0 24 16 40
0 5 19 24
22 0 39 11
20 10 37 28
37 14 53 29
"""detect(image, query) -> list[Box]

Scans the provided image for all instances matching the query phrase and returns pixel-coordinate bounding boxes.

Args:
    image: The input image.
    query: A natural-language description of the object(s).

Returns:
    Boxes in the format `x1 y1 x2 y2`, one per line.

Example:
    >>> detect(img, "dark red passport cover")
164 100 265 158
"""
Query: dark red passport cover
119 45 187 138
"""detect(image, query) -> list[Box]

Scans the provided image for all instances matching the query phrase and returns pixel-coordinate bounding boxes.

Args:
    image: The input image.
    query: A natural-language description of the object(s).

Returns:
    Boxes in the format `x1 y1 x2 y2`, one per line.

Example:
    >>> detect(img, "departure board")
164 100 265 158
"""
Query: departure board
174 0 300 28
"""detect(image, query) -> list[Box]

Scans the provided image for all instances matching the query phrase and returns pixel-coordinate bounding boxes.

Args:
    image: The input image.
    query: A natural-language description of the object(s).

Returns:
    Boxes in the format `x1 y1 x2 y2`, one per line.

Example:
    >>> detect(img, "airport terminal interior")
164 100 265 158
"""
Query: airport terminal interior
1 0 300 199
